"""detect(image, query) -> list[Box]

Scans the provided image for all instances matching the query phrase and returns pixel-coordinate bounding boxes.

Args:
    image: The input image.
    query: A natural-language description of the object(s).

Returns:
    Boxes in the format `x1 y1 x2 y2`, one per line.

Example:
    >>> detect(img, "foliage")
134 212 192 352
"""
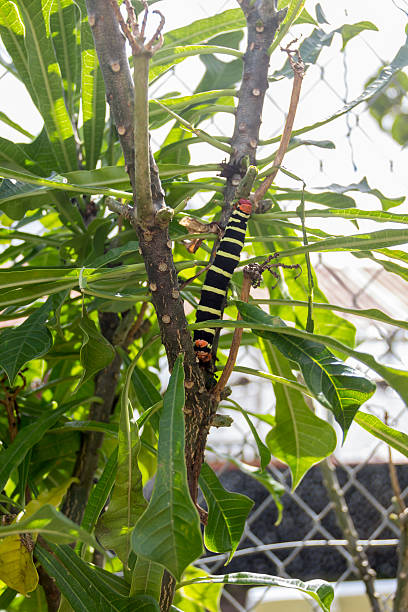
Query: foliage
0 1 406 611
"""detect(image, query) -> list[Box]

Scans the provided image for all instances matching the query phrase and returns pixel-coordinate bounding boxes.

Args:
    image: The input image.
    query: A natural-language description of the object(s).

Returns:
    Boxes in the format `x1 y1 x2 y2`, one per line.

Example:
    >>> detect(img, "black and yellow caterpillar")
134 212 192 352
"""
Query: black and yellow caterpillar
193 198 252 363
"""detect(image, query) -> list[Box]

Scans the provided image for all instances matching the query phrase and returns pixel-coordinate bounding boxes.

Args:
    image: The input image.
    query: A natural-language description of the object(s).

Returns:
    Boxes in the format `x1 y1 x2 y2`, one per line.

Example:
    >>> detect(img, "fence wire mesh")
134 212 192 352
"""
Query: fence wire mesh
150 2 408 610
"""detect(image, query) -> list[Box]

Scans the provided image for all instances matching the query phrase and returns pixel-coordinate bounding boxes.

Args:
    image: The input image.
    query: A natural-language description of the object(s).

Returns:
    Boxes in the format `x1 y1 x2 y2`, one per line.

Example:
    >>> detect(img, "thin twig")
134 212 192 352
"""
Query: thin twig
254 44 305 204
212 272 252 400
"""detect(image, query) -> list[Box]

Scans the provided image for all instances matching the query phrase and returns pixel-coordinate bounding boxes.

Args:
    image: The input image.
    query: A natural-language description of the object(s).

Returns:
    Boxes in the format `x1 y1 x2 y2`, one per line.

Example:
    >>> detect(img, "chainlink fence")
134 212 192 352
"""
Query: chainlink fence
150 1 408 610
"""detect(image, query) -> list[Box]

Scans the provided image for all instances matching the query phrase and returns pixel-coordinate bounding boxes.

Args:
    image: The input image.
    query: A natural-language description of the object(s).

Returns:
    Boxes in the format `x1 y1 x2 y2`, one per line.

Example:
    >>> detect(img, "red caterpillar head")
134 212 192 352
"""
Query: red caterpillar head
194 339 212 363
237 199 252 215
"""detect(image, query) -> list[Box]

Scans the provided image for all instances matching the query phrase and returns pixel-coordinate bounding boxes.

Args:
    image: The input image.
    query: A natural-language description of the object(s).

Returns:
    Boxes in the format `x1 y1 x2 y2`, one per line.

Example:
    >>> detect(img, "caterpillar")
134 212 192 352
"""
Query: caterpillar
193 198 252 363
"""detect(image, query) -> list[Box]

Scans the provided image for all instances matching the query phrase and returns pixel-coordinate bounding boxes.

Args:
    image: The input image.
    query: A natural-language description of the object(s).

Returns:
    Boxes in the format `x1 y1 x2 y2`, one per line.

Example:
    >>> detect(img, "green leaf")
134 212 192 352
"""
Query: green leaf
174 567 222 612
150 44 242 84
199 463 253 563
355 413 408 459
235 303 376 436
163 10 245 48
50 0 79 117
0 505 100 548
271 189 356 209
254 298 408 333
266 32 408 143
130 557 163 601
47 544 146 612
96 370 146 564
76 0 106 169
180 573 334 612
132 355 203 580
321 177 404 211
232 403 271 470
77 314 115 389
81 448 118 535
270 1 306 55
262 341 336 488
0 0 37 103
0 111 34 140
262 207 408 226
15 0 77 171
221 454 285 524
271 28 336 80
274 228 408 258
0 401 73 491
340 21 378 50
35 543 97 612
0 297 54 385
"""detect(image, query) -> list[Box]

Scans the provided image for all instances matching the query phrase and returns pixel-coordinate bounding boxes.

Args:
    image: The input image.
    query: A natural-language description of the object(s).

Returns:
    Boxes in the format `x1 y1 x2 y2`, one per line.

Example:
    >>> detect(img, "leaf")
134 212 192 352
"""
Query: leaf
266 32 408 142
272 189 356 209
355 413 408 459
199 463 253 563
180 573 334 612
150 44 242 84
0 402 70 491
0 505 100 549
256 298 408 332
35 543 100 612
235 303 376 436
174 567 222 612
217 454 285 524
275 228 408 258
49 0 79 117
131 557 163 601
81 448 118 535
270 1 306 55
77 314 115 389
46 544 149 612
132 355 203 580
0 534 38 596
0 0 37 104
319 177 404 211
163 10 245 48
77 0 106 169
232 404 271 470
261 342 336 488
0 295 57 385
316 4 329 24
340 21 378 50
0 111 34 140
15 0 77 171
271 28 336 80
96 377 146 564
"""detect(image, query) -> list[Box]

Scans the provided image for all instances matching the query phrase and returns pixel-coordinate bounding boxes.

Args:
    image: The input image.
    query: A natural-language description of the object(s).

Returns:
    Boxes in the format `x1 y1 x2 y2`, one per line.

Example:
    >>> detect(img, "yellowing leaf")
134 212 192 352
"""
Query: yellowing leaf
24 478 79 520
0 533 38 595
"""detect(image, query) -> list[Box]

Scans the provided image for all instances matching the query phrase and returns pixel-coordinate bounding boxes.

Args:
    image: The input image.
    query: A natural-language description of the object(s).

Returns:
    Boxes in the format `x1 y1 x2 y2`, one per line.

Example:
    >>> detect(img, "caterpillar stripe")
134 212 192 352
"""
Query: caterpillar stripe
193 198 252 363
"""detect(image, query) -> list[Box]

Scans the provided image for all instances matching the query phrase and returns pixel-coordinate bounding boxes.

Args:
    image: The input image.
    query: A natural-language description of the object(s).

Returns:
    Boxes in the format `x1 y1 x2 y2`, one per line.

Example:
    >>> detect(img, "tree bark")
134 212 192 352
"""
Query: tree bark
220 0 286 226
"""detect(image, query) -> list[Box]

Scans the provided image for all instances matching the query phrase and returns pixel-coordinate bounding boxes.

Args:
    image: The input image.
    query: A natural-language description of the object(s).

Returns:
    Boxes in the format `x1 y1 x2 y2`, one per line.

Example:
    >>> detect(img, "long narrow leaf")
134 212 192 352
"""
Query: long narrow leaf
15 0 77 170
179 573 333 612
355 413 408 458
132 355 203 580
0 403 69 491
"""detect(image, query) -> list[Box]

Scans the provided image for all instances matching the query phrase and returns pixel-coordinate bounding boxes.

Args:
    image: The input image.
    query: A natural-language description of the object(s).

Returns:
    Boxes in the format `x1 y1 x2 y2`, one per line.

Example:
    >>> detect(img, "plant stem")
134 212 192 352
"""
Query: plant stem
134 54 154 225
320 459 382 612
220 0 286 226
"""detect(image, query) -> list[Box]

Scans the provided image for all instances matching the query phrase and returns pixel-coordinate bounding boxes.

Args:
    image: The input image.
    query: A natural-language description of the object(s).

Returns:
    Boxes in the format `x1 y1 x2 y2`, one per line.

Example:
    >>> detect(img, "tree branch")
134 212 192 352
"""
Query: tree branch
321 459 382 612
254 43 305 203
220 0 286 226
